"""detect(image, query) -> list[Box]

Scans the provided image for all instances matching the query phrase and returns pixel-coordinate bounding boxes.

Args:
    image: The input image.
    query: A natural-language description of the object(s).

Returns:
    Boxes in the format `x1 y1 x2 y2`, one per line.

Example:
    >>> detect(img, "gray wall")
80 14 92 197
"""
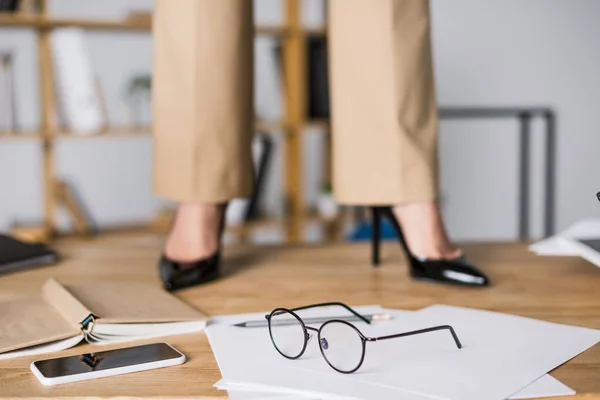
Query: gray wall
1 0 599 241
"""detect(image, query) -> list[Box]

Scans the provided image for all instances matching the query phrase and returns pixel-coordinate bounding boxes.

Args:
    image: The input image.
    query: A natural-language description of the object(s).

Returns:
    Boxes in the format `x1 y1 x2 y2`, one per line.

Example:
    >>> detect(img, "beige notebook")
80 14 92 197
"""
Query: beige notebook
0 278 207 360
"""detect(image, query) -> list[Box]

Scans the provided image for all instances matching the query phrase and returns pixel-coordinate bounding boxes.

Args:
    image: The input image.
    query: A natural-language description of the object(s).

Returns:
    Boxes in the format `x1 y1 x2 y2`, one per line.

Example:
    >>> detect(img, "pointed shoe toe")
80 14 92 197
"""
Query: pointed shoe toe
159 252 221 291
409 257 490 287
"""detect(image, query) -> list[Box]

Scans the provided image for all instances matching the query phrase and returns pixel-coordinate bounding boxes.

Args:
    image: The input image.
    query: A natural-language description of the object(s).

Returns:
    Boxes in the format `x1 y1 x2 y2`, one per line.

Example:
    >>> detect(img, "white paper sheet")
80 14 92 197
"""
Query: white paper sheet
208 307 437 400
217 373 574 400
529 236 576 256
216 380 342 400
556 236 600 268
529 218 600 256
215 357 432 400
507 375 575 400
206 305 599 400
409 308 576 399
210 308 575 399
342 305 598 400
226 393 308 400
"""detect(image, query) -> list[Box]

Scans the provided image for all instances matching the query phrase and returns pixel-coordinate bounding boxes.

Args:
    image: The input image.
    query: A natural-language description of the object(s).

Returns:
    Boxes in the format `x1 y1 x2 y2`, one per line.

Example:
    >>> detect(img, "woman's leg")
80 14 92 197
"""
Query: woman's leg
153 0 254 261
330 0 458 259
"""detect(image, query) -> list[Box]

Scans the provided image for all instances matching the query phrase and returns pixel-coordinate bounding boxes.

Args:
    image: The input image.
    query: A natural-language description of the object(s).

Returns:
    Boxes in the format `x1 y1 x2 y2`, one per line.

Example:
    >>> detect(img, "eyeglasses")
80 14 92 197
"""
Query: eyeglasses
265 302 462 374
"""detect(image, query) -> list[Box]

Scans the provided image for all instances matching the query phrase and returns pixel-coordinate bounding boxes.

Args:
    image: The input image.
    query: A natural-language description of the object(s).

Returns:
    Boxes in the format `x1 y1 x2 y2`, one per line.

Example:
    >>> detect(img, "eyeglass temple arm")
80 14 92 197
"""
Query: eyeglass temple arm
288 302 371 324
369 325 462 349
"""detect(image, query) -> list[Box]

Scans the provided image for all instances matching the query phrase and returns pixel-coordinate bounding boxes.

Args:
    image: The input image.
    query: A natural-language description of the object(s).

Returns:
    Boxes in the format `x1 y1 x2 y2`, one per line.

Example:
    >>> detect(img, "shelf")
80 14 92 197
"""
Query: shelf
0 128 151 140
0 130 39 141
0 14 327 36
255 120 287 133
57 127 152 138
0 14 152 31
0 120 330 142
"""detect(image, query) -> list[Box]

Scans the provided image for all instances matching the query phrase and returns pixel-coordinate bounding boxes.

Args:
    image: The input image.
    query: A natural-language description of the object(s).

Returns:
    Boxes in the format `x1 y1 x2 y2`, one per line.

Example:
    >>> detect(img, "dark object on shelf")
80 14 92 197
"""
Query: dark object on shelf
0 52 18 131
0 234 59 275
306 37 330 118
244 134 274 221
0 0 20 12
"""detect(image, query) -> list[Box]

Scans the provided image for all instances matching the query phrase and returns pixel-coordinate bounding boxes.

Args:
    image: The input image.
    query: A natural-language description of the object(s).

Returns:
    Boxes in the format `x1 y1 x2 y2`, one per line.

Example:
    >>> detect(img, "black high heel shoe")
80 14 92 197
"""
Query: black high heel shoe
158 204 227 291
371 206 489 287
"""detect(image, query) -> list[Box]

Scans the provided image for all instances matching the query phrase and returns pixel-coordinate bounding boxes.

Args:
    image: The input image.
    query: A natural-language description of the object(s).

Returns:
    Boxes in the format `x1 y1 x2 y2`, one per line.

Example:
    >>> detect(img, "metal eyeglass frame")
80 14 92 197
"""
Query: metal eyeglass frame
265 302 462 374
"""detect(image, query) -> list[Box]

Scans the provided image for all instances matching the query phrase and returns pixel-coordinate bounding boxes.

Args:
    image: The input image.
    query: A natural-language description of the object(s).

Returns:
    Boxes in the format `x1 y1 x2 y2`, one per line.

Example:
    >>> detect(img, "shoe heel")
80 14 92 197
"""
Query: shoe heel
370 205 490 287
371 207 381 266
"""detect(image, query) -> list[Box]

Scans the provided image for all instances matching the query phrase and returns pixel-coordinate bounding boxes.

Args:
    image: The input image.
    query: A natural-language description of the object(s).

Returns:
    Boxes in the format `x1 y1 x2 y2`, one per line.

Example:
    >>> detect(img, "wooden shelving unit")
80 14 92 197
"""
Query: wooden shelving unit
0 119 332 142
0 119 329 140
0 13 152 30
0 1 334 243
0 13 327 36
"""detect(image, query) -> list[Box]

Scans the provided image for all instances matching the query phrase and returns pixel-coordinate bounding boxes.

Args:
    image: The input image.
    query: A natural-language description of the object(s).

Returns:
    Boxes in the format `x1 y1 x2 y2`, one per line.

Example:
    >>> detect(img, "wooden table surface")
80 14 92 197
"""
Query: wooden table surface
0 233 599 399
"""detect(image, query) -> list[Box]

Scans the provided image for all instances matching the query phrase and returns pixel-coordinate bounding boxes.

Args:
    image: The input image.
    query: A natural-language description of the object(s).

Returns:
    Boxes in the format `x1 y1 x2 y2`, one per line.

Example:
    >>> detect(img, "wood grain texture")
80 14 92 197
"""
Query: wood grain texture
282 0 306 243
36 15 56 239
0 233 599 399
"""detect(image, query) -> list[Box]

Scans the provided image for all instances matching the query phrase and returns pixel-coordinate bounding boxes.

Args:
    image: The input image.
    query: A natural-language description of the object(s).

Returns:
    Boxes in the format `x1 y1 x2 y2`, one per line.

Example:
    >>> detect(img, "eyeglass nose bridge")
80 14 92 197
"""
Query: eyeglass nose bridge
305 326 318 346
306 331 314 345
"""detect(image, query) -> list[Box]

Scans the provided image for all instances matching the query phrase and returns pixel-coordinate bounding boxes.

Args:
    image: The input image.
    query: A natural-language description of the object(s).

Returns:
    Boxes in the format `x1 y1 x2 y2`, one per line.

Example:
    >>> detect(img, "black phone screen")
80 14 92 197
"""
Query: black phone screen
33 343 182 378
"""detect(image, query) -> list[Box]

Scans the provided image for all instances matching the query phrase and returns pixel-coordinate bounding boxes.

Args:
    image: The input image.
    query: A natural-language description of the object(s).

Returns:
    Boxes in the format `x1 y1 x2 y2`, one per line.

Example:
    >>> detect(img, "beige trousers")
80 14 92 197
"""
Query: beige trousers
153 0 438 205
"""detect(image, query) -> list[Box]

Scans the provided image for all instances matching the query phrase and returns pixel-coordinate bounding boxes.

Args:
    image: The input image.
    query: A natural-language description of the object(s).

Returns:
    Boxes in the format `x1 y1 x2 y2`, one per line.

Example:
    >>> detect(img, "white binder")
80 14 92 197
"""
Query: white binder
51 28 103 135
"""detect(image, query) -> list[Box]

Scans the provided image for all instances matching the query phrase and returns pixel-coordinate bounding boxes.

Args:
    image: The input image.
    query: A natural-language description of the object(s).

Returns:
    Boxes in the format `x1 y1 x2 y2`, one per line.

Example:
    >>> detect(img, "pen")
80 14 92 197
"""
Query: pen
233 313 391 328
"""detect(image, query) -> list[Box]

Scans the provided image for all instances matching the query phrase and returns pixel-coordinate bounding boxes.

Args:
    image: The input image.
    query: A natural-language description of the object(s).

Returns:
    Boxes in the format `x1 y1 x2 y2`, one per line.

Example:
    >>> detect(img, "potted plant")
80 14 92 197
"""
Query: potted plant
316 182 339 221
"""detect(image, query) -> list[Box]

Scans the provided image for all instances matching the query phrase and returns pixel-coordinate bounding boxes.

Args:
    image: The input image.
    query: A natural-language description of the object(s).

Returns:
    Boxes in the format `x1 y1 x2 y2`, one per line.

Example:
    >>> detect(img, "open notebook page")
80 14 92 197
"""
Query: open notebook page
85 320 207 343
64 282 206 323
0 296 81 355
0 335 83 361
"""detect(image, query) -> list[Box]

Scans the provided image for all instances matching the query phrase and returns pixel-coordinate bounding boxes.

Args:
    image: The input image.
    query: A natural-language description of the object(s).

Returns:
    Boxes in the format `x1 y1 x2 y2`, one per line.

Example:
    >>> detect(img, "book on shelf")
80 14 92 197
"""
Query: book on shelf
51 28 105 135
0 52 17 132
0 278 208 360
255 38 283 121
307 37 330 118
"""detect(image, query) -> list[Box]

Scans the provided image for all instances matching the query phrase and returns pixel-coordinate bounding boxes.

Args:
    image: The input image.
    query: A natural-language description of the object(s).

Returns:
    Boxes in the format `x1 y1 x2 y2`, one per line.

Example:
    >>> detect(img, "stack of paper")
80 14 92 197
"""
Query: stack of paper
529 218 600 267
207 305 600 400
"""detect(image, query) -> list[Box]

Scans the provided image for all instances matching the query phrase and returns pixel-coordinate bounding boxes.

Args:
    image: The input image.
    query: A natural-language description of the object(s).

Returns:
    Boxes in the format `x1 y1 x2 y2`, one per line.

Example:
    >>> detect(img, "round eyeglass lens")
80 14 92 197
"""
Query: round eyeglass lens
268 309 307 359
318 321 364 372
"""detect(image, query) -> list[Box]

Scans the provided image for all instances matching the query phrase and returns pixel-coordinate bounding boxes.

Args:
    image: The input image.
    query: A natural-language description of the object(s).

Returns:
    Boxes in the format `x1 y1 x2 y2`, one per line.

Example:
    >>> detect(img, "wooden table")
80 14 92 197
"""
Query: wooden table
0 233 599 399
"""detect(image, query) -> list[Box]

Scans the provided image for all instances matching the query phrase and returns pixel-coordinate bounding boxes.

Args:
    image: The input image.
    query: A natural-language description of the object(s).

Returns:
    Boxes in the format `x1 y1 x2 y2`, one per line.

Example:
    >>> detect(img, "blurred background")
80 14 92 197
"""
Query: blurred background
1 0 599 245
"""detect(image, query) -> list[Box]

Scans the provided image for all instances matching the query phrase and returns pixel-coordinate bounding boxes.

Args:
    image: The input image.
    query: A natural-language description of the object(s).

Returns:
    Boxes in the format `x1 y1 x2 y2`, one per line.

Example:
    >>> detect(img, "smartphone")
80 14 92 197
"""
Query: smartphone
30 342 185 386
